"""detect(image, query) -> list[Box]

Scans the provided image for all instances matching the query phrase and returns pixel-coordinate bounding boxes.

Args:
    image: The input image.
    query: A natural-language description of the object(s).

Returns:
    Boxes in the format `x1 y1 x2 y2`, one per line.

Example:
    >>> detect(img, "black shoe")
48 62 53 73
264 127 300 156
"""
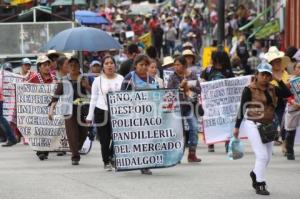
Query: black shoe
141 168 152 175
2 140 17 147
0 137 7 143
225 143 229 153
287 153 295 160
250 171 257 189
38 154 46 161
57 151 66 156
72 160 79 165
255 182 270 195
208 145 215 152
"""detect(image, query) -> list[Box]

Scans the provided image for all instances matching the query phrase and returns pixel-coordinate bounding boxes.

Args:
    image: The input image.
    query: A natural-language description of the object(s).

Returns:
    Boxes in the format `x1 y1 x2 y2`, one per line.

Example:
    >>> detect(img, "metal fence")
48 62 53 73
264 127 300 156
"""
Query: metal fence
0 21 74 57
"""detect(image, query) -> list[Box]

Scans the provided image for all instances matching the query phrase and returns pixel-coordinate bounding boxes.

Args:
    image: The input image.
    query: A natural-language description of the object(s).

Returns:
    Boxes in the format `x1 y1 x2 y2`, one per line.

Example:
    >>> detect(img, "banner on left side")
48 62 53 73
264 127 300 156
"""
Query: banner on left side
16 83 69 151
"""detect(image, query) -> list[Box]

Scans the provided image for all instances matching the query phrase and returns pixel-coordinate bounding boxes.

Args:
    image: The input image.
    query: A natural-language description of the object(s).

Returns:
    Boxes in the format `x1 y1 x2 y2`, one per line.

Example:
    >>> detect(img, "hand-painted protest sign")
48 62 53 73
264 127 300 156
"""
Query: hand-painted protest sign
163 69 174 88
290 77 300 143
139 32 152 48
2 71 24 123
289 77 300 103
108 89 184 171
16 83 69 151
201 76 252 144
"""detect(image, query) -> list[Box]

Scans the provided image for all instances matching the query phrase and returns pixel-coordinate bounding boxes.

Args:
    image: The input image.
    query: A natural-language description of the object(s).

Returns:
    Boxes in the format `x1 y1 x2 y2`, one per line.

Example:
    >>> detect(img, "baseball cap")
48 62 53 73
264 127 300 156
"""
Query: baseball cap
90 60 101 67
257 61 273 75
3 62 13 71
22 58 32 65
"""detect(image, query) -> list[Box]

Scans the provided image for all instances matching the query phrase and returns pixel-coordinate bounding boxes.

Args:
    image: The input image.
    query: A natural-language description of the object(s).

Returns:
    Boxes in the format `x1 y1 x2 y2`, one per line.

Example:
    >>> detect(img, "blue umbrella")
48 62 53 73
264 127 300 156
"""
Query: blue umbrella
75 10 109 25
44 27 121 52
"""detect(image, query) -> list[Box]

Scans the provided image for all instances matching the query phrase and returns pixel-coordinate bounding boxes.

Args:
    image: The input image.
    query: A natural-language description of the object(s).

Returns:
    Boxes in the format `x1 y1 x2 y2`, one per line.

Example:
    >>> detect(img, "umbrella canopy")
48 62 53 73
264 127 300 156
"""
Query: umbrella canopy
44 27 122 52
75 10 109 25
51 0 86 6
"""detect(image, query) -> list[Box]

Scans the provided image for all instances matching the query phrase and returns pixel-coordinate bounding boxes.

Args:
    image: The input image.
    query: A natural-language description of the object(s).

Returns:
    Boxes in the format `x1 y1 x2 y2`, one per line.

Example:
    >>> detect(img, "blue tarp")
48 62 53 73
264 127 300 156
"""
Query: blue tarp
75 10 109 25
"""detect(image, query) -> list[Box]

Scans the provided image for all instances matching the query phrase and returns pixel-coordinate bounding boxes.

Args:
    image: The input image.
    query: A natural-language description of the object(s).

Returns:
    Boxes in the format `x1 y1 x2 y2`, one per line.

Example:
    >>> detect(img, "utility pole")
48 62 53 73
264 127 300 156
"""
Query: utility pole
72 0 75 21
217 0 225 51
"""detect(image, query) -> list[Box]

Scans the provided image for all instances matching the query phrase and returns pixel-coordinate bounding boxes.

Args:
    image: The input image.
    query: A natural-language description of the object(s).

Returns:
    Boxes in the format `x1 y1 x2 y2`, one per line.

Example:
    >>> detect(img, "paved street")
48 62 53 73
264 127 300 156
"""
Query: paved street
0 141 299 199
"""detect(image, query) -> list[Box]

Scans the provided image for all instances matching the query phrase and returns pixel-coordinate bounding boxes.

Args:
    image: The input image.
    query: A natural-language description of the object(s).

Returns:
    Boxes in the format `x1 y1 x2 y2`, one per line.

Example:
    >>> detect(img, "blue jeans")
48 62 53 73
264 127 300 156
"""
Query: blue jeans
0 101 16 142
182 109 199 147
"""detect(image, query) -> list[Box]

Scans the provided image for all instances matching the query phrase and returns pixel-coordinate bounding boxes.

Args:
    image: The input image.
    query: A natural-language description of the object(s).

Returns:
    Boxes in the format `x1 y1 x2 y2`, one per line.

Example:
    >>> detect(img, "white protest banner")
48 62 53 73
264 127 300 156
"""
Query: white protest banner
16 83 69 151
2 71 24 123
201 76 252 144
108 89 184 171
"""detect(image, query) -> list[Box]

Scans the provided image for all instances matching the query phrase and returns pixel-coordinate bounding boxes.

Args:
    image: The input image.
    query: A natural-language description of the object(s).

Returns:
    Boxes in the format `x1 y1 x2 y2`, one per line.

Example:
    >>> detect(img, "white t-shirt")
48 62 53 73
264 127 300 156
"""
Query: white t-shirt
86 74 124 120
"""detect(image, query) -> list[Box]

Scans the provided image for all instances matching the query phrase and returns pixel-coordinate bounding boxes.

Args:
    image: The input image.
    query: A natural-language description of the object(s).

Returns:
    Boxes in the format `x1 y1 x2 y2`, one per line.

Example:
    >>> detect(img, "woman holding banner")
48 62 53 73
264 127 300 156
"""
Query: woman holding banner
201 50 234 153
86 56 124 171
233 62 292 195
28 55 56 160
48 57 89 166
167 56 202 163
121 54 158 175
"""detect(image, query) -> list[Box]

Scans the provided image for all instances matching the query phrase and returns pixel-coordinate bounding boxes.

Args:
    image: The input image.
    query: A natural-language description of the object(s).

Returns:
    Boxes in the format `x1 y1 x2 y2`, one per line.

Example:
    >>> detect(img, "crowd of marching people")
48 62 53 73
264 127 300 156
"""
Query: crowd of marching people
1 0 300 196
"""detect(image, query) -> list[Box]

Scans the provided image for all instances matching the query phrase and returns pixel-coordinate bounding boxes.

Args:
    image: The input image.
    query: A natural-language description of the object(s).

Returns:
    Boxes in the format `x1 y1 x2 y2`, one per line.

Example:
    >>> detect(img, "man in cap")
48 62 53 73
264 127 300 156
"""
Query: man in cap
19 58 35 81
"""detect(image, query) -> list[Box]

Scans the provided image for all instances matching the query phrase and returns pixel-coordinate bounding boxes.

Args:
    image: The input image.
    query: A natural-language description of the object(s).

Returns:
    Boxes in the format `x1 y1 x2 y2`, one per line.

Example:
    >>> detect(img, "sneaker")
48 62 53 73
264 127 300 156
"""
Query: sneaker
255 182 270 195
72 160 79 165
104 163 113 171
141 168 152 175
2 140 17 147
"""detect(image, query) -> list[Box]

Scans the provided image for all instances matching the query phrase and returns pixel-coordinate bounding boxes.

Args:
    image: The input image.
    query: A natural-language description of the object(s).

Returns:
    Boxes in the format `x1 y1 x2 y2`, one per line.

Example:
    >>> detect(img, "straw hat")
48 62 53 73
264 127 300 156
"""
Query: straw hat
162 56 174 67
187 32 196 38
264 46 291 69
166 16 173 22
182 49 195 57
115 15 123 21
182 42 193 48
36 55 51 65
47 50 62 57
64 52 75 59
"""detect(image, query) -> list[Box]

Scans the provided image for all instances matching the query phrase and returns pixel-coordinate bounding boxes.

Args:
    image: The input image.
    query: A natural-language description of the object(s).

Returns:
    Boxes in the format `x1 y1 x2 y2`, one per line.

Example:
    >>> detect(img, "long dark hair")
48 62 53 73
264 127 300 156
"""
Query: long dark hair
101 55 116 74
211 50 233 78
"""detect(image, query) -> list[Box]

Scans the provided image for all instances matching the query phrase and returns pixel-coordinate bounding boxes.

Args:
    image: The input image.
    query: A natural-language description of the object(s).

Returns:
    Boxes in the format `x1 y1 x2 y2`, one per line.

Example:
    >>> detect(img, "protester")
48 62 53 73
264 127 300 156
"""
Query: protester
247 49 261 74
264 46 291 146
167 56 202 163
48 57 89 166
164 17 177 56
121 54 158 175
19 58 35 81
284 61 300 160
0 65 17 147
86 56 124 171
148 59 164 88
201 51 234 152
28 55 56 159
118 43 140 77
233 62 292 195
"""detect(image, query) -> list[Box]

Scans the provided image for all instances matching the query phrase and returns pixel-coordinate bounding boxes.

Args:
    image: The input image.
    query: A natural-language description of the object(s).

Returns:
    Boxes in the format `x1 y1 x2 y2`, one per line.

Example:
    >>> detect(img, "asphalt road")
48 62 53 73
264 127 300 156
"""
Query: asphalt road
0 141 299 199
